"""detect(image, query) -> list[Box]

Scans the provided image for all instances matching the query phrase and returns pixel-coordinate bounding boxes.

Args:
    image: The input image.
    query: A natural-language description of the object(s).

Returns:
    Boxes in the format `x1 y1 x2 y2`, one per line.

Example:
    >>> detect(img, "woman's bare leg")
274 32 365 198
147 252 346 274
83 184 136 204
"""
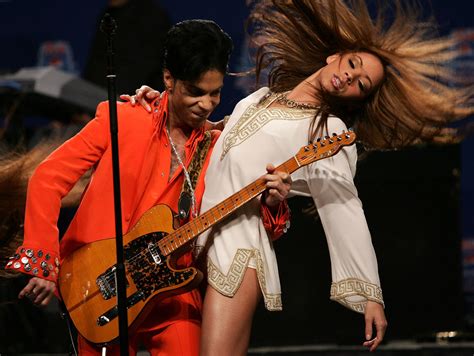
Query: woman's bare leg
200 268 262 356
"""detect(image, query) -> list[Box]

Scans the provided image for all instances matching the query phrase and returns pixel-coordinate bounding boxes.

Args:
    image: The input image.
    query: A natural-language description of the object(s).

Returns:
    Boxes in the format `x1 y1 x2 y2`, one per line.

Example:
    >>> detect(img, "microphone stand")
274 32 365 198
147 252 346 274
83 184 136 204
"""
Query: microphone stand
100 13 129 355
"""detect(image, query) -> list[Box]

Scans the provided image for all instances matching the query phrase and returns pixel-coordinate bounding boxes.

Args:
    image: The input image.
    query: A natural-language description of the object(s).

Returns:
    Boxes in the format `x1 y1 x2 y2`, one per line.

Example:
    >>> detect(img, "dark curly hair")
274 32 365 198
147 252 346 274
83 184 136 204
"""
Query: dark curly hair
164 19 233 82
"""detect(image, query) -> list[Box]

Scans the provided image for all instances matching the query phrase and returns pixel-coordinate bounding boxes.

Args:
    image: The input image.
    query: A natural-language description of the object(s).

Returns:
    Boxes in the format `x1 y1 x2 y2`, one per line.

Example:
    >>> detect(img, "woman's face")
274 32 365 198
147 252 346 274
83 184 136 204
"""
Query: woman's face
317 52 384 100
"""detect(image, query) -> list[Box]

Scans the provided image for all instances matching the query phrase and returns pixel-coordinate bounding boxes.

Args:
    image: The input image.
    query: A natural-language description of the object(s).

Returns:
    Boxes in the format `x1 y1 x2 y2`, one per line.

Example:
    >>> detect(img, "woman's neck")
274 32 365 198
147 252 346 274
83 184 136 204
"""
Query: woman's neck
286 69 322 106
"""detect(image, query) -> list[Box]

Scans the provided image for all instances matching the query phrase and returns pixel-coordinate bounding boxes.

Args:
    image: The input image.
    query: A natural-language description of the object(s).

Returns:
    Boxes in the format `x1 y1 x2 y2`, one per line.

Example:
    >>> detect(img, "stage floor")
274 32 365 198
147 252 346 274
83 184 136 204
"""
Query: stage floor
246 340 474 355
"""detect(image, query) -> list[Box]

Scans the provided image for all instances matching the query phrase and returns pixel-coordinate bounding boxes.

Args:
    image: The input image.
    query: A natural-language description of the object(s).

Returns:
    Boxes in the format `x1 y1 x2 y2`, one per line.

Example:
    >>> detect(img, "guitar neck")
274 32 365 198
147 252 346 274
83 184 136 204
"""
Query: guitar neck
158 156 301 256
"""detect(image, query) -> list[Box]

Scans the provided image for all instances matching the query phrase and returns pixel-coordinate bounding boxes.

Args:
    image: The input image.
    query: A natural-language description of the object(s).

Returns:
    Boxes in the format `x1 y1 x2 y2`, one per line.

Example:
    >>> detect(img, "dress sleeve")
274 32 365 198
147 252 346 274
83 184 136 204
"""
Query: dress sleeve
306 144 384 314
4 102 111 283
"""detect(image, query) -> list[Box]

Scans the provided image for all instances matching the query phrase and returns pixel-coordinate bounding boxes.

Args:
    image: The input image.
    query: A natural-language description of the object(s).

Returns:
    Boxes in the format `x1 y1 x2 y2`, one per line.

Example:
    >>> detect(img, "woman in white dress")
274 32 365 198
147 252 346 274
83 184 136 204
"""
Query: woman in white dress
131 0 473 354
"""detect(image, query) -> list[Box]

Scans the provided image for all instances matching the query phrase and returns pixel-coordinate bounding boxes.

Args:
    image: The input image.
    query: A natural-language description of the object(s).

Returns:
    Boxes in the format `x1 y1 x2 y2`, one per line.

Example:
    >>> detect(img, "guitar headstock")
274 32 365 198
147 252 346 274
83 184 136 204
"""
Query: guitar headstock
295 130 356 166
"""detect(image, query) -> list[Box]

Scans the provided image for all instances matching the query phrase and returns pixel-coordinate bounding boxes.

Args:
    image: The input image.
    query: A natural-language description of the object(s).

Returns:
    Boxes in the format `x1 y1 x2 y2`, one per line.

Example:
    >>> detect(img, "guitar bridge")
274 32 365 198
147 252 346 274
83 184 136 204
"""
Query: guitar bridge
96 266 129 300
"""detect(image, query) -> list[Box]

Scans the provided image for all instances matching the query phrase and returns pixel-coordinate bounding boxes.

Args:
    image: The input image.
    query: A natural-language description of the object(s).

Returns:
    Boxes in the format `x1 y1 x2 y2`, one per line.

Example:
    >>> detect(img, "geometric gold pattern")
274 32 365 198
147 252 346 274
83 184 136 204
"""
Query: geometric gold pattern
220 104 314 160
207 248 282 311
330 278 384 313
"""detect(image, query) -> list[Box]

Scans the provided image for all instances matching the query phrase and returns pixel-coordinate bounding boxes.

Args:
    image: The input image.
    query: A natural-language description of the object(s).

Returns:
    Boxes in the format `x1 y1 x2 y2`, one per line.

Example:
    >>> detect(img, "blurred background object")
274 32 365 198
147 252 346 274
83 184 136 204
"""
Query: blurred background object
83 0 171 95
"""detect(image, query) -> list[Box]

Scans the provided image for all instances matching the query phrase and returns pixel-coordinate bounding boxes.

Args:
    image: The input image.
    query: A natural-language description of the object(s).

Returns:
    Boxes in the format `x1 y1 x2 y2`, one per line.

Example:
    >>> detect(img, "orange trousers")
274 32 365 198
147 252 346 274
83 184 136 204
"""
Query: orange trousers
77 291 202 356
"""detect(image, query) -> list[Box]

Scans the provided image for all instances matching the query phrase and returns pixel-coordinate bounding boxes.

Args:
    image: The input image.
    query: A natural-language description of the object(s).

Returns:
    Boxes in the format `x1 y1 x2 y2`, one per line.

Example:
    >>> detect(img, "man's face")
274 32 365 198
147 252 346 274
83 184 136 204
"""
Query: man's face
165 69 224 130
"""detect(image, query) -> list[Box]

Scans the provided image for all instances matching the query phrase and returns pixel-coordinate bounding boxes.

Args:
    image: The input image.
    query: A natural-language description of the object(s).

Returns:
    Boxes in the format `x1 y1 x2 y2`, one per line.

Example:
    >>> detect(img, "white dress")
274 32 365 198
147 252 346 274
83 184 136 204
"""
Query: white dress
196 87 383 313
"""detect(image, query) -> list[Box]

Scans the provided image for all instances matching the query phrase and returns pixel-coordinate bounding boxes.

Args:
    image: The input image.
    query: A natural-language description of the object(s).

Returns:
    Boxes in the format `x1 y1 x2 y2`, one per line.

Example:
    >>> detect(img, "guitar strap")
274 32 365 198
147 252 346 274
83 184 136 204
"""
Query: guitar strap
179 130 213 219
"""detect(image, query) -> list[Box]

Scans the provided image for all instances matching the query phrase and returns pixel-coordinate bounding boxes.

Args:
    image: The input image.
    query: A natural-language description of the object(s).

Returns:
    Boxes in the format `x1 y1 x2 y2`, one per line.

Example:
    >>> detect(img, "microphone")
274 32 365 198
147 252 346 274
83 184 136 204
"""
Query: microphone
100 13 117 36
100 13 117 76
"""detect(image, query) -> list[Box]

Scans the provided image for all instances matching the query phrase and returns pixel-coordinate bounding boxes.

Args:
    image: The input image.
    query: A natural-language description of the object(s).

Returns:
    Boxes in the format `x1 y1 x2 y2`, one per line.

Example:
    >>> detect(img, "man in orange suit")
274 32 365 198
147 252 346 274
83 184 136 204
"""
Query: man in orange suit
5 20 290 355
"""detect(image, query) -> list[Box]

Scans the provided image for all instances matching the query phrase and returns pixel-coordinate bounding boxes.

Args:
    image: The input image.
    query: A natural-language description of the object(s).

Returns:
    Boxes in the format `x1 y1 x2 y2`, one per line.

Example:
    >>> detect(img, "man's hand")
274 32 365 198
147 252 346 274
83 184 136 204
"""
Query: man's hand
18 277 56 307
362 300 387 352
262 164 292 208
120 85 161 112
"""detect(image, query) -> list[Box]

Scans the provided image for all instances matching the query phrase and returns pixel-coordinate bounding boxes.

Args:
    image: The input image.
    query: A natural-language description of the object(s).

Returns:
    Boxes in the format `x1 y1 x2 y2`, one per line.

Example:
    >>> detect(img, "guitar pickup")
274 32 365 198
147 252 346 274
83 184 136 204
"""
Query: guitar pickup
148 243 162 265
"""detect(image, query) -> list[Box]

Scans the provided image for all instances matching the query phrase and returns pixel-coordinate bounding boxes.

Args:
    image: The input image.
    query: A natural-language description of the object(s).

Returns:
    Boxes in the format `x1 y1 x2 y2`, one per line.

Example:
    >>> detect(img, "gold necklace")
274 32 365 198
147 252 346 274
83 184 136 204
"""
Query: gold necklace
165 128 197 218
274 91 318 110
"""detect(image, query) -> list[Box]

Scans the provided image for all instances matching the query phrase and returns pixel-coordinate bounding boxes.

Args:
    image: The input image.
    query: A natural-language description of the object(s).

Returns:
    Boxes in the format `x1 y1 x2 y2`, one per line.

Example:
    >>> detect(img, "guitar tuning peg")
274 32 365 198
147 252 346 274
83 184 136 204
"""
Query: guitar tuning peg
324 136 330 139
332 132 337 136
316 137 321 142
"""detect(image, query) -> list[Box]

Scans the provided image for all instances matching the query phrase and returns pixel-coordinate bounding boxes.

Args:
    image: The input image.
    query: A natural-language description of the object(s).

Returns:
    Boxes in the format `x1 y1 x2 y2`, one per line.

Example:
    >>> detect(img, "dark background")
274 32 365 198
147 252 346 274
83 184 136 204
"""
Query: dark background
0 0 473 353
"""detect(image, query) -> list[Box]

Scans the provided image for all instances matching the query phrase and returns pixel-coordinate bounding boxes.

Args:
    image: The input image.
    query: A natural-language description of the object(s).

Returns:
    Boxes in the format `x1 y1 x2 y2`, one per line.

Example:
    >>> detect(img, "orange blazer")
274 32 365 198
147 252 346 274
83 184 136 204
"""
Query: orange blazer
22 100 218 270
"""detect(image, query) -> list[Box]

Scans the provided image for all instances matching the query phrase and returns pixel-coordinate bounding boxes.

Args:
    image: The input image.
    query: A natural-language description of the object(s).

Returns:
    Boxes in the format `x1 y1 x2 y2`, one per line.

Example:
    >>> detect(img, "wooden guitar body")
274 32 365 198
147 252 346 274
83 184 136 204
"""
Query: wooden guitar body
59 204 201 345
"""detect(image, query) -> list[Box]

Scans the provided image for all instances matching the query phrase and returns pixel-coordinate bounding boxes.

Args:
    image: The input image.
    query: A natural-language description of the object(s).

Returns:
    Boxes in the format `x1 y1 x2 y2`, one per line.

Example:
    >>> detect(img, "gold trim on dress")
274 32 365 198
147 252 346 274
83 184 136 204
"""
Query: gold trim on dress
220 104 312 160
207 248 282 311
330 278 384 314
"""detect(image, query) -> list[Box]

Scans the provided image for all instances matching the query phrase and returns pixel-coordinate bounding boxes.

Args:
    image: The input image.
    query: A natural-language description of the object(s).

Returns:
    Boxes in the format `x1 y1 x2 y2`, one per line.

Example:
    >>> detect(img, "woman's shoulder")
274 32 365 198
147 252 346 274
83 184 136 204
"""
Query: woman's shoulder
229 87 271 117
239 87 271 106
326 114 350 134
323 115 358 169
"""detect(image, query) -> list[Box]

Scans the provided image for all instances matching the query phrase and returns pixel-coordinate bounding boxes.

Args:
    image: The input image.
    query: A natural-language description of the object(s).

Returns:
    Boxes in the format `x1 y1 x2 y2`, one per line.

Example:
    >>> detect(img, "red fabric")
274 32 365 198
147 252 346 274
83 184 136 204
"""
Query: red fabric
16 92 218 268
260 199 291 241
78 291 201 355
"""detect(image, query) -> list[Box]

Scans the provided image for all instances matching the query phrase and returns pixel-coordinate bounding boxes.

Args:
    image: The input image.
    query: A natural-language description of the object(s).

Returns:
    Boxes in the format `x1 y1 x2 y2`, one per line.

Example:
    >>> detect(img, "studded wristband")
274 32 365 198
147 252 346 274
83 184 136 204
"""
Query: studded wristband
5 245 60 283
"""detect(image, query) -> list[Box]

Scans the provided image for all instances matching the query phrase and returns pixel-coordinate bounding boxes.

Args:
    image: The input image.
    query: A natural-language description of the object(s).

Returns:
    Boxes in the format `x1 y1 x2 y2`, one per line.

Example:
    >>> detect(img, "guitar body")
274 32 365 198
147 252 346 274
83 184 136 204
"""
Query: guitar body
59 204 202 345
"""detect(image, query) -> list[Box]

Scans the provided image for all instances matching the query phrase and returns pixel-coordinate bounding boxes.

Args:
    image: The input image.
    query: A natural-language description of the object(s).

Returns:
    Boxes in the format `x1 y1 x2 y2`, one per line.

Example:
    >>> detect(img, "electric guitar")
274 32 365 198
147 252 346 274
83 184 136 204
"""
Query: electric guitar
59 130 356 344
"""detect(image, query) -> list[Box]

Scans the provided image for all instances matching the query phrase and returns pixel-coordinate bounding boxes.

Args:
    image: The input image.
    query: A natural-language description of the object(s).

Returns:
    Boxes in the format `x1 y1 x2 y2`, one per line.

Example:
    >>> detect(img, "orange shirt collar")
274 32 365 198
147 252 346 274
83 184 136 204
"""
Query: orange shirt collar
152 91 206 148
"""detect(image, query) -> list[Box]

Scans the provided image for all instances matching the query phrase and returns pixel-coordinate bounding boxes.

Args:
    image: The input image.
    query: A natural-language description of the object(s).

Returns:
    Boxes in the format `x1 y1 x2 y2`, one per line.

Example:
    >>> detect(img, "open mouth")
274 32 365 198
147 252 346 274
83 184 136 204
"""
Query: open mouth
331 75 342 90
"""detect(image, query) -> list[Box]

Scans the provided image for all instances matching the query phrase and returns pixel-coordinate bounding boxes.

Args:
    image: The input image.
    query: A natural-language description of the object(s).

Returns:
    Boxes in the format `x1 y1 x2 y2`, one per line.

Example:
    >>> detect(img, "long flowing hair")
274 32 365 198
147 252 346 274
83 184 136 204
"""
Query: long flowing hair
0 142 89 277
248 0 473 149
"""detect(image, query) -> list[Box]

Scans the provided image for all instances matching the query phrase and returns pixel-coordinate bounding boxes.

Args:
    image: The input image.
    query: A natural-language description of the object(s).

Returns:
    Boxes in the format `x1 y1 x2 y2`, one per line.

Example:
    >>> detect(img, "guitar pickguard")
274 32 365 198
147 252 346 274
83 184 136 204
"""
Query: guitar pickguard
124 232 195 300
95 232 197 327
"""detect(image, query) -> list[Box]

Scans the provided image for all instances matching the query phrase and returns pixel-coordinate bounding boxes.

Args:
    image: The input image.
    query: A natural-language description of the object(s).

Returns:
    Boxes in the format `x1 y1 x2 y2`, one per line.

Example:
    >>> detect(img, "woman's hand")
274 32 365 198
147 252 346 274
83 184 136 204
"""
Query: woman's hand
262 164 292 208
119 85 161 112
362 300 387 352
18 277 56 307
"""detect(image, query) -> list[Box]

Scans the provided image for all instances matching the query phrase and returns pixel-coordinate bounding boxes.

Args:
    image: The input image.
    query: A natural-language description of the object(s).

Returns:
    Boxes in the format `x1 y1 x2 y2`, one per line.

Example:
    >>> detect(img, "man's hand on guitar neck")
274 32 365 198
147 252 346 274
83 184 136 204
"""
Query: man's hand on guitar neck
19 277 56 307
